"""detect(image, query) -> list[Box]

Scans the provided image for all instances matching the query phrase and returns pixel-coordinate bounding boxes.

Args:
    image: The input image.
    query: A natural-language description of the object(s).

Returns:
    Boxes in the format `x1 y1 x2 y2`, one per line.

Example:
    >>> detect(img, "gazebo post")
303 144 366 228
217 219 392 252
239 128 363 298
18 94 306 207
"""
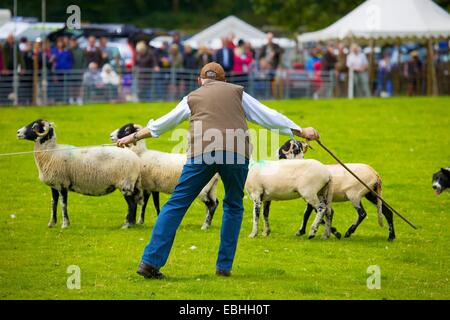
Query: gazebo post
347 36 354 99
426 38 438 96
369 38 375 95
395 38 402 96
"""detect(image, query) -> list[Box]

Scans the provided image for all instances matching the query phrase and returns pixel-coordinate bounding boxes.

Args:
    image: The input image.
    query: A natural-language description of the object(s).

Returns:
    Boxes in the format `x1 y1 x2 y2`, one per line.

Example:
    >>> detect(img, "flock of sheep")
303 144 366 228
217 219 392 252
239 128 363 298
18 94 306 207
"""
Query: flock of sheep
16 119 395 241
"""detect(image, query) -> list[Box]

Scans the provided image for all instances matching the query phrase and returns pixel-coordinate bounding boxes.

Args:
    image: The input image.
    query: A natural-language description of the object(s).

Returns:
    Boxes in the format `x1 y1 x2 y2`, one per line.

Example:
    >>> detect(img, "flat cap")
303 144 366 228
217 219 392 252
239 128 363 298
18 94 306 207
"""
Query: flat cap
199 62 226 81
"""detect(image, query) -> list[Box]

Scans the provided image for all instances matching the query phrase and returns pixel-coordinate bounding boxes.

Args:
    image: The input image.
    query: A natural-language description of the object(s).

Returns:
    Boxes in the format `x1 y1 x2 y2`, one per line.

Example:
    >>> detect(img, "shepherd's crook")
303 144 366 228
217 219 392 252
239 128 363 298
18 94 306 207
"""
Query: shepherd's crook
316 140 417 230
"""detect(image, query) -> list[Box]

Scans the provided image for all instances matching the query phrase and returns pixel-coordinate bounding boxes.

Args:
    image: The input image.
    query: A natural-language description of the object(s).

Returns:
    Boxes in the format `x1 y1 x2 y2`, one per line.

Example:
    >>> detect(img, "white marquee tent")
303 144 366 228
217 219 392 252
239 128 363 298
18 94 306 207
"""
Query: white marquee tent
0 21 64 40
298 0 450 43
185 15 295 49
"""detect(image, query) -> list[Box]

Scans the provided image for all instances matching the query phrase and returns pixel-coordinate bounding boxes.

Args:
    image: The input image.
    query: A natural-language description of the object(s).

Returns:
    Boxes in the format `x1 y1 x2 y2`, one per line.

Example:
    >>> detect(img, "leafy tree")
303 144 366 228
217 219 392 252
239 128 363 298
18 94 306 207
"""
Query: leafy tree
251 0 450 32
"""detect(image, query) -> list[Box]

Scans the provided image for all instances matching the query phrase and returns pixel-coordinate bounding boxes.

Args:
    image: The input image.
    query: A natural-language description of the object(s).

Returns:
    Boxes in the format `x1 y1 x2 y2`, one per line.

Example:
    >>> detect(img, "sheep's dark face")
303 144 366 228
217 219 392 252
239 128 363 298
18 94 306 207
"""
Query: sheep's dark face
278 140 307 160
432 168 450 196
110 123 142 142
17 119 54 144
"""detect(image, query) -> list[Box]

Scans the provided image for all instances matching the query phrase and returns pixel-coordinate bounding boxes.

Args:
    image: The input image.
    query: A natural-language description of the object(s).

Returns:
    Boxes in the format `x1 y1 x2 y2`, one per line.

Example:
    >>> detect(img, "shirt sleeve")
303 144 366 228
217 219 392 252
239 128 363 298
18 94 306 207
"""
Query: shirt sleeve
242 92 302 137
146 96 191 137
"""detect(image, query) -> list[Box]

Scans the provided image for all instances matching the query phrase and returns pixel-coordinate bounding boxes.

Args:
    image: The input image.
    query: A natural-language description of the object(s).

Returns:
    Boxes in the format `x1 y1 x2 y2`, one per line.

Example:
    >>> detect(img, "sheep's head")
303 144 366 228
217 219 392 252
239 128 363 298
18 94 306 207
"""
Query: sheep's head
17 119 55 144
278 139 311 160
110 123 143 142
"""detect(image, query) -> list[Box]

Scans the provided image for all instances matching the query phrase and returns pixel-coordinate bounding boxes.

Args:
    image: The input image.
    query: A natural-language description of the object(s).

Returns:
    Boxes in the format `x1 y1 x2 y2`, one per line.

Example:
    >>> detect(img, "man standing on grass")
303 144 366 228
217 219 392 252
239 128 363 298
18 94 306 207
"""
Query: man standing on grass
117 62 320 279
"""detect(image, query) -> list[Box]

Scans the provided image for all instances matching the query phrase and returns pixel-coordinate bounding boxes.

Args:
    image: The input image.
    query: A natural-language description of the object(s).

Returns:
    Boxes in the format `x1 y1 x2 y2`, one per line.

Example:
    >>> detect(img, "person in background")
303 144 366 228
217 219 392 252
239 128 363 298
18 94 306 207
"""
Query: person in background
169 44 184 100
312 58 322 99
232 39 253 88
291 46 304 70
376 51 393 97
50 37 74 103
101 63 120 101
197 45 213 68
135 41 159 102
19 37 28 53
0 43 5 104
171 32 184 56
69 36 86 105
22 40 34 71
83 62 104 102
321 43 337 98
227 33 236 49
232 39 253 74
335 43 348 97
99 36 121 71
253 57 272 98
169 44 183 69
260 32 283 70
404 51 423 96
215 38 234 73
0 43 4 72
2 33 24 72
85 35 103 67
182 44 197 70
157 41 171 69
346 43 371 97
305 47 321 73
182 44 198 93
51 37 73 71
2 33 24 103
20 40 34 105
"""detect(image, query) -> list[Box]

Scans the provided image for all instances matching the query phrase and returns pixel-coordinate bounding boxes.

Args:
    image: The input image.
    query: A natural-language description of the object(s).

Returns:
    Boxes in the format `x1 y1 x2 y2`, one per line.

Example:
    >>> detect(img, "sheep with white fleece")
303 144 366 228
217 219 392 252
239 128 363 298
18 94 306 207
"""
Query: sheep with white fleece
245 158 334 240
17 119 143 228
278 139 395 241
110 123 220 228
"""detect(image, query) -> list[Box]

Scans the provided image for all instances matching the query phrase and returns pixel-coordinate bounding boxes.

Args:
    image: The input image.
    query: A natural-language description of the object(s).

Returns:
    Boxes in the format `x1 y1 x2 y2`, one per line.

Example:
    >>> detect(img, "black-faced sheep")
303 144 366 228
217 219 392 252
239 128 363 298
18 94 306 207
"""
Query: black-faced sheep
110 123 220 228
17 119 143 228
278 139 395 241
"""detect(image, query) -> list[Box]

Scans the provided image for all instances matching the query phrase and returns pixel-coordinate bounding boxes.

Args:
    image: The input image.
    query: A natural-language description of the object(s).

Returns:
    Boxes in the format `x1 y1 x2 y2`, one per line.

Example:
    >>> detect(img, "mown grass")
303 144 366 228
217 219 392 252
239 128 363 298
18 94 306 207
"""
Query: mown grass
0 97 449 300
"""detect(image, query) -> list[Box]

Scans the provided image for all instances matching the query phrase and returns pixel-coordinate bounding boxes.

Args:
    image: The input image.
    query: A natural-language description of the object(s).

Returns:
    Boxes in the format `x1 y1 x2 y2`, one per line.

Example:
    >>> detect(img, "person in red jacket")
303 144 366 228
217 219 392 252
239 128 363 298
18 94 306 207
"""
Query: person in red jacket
232 40 253 74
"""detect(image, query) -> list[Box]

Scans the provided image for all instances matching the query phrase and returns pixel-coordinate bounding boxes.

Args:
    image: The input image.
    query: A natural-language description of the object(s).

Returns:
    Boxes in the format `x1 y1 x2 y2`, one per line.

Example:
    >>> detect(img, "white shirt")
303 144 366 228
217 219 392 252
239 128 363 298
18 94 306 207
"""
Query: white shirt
346 52 368 70
146 92 302 137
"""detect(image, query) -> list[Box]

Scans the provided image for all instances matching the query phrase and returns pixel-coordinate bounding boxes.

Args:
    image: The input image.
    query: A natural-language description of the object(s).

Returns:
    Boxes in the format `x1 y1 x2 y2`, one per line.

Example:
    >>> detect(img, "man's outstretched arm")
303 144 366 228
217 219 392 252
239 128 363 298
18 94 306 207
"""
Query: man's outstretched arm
117 97 191 147
241 92 320 140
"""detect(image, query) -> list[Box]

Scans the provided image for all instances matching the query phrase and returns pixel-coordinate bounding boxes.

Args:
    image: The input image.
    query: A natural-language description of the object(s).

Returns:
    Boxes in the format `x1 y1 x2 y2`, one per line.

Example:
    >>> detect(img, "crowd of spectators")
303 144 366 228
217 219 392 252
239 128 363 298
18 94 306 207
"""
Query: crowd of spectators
297 41 444 98
0 30 448 104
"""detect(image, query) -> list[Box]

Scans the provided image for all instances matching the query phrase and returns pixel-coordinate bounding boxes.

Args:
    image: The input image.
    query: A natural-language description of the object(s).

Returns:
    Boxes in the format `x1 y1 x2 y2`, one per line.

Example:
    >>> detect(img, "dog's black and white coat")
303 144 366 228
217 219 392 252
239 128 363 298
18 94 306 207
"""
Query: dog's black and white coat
432 168 450 196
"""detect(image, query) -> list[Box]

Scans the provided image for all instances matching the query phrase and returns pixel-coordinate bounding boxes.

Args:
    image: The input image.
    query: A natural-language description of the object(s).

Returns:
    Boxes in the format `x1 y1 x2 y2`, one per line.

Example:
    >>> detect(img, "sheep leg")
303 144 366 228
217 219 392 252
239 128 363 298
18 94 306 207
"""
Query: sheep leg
344 202 367 238
308 198 326 240
122 194 138 228
262 201 271 236
201 195 219 231
327 208 341 239
249 200 261 238
59 188 70 229
152 191 160 216
138 191 151 224
381 204 396 241
365 193 396 241
48 188 59 228
296 203 314 236
322 207 334 240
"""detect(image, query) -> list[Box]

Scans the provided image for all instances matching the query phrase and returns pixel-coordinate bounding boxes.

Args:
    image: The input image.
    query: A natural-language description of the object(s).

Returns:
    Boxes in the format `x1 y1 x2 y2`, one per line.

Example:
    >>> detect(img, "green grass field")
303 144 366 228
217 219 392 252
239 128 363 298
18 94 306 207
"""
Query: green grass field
0 97 449 300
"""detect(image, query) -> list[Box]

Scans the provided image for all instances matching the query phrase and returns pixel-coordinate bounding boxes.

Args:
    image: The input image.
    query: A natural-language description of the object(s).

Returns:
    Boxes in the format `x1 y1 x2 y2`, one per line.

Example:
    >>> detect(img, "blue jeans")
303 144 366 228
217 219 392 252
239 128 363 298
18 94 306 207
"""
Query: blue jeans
141 151 249 272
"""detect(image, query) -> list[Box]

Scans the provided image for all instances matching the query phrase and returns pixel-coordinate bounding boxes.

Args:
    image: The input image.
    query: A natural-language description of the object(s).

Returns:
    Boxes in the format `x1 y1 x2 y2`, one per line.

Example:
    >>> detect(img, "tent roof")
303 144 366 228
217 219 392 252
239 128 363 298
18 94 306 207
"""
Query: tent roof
298 0 450 43
185 15 266 49
0 21 64 40
185 15 296 49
